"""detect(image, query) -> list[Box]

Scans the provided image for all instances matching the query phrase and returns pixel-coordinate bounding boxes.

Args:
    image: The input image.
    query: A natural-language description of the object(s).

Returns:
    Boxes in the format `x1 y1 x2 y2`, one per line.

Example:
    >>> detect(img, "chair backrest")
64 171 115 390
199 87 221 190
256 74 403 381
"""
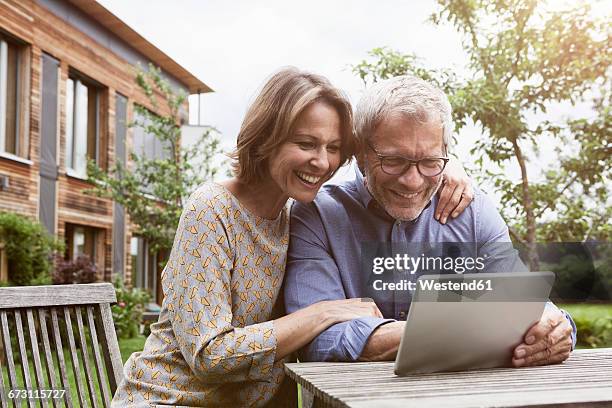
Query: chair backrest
0 283 124 408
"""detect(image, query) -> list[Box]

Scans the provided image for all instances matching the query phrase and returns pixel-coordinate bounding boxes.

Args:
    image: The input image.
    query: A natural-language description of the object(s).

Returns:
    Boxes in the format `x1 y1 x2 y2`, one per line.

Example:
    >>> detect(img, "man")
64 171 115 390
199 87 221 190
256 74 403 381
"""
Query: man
284 75 575 366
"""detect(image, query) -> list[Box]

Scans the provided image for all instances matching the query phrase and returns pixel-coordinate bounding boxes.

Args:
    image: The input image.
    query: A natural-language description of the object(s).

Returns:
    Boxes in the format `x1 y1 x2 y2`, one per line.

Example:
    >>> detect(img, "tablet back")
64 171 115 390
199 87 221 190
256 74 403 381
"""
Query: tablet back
394 272 555 375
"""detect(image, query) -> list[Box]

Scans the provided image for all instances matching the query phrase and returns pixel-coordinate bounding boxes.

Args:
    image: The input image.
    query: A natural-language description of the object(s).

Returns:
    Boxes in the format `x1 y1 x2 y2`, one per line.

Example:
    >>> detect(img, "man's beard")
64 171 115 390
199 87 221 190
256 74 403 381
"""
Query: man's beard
366 170 443 222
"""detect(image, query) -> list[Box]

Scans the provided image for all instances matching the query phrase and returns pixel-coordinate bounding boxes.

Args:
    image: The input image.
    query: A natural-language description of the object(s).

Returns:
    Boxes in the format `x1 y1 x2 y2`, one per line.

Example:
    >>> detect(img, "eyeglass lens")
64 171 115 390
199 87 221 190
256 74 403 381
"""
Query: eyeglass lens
381 157 446 176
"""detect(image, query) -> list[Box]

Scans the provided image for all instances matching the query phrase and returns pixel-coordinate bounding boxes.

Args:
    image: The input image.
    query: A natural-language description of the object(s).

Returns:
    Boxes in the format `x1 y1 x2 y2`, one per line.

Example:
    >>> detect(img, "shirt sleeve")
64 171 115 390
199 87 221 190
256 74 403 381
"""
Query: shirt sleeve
161 188 277 384
561 308 578 350
284 200 393 362
475 189 529 273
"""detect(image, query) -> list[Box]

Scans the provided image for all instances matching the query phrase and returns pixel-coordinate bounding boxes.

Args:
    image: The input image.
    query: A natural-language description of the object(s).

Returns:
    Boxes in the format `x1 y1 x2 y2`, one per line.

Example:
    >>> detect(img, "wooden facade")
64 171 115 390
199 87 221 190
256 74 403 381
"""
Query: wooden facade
0 0 210 298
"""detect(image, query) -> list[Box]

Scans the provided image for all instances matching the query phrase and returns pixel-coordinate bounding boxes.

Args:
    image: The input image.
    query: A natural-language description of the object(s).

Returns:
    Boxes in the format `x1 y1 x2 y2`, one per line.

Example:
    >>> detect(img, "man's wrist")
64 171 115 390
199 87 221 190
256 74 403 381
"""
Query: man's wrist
559 308 577 350
359 321 404 361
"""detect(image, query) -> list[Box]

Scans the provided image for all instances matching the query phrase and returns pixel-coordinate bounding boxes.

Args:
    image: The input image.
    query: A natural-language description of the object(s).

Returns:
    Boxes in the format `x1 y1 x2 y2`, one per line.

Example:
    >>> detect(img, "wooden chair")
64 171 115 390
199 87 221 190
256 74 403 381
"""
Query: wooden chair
0 283 124 408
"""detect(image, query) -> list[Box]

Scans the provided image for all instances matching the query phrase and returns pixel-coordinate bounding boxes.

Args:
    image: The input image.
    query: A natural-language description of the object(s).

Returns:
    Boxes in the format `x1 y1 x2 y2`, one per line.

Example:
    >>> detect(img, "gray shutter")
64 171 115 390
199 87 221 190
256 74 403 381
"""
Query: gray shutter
112 93 127 277
38 53 59 235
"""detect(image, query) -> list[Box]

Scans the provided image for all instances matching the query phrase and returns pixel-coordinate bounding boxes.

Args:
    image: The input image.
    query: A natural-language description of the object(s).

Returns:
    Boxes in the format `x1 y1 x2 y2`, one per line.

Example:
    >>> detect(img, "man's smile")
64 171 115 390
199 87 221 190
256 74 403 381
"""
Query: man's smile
389 189 423 200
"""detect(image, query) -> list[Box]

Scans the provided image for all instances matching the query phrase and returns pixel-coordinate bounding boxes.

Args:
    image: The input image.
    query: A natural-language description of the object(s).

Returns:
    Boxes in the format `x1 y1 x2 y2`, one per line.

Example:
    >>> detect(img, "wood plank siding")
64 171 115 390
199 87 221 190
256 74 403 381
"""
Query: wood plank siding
0 0 210 288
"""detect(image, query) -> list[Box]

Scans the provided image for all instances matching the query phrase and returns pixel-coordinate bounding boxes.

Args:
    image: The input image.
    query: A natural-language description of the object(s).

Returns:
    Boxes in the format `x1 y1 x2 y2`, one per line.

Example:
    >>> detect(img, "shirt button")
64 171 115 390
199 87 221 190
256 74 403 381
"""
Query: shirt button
399 311 406 319
395 220 402 226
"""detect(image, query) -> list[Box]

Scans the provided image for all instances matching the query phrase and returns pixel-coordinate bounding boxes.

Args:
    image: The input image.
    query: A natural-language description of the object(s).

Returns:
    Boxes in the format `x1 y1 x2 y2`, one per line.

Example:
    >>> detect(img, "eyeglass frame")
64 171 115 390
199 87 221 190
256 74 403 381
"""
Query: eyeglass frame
365 139 450 177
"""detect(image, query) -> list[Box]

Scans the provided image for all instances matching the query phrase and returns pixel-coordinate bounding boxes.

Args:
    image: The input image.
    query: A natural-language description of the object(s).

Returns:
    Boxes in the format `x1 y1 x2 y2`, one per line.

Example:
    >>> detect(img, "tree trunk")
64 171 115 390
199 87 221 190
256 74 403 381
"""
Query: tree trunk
511 138 540 271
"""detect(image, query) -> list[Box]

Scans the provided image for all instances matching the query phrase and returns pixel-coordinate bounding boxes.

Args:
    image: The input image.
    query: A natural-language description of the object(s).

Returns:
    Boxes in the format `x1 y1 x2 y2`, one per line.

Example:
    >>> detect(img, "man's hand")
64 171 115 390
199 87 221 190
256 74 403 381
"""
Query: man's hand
512 306 573 367
436 157 473 224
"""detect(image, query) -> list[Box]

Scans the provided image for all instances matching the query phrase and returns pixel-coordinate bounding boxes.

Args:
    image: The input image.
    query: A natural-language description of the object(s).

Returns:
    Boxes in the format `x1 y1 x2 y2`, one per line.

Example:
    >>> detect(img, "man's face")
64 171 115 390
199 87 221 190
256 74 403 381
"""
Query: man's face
363 113 445 221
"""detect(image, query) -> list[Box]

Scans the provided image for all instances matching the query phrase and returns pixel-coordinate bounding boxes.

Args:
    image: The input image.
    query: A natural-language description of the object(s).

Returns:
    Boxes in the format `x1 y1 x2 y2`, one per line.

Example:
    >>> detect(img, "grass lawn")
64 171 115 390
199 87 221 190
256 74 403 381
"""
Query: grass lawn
1 335 147 405
119 334 147 363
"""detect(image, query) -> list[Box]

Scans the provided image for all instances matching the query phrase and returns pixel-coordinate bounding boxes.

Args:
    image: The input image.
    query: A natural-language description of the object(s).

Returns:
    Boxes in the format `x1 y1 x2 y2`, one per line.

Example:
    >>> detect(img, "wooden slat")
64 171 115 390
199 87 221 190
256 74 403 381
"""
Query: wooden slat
86 306 111 407
0 311 18 404
348 389 612 408
50 308 74 408
26 309 48 408
285 349 612 408
287 365 612 390
94 303 123 392
0 333 9 408
0 284 116 308
289 368 612 398
37 309 61 408
75 306 99 408
63 307 87 407
14 311 34 408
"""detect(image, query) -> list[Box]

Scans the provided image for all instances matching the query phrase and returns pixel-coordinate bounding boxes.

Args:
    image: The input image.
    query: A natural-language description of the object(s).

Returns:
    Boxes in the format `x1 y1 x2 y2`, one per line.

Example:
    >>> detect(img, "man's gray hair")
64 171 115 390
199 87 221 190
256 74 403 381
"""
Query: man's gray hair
354 75 453 151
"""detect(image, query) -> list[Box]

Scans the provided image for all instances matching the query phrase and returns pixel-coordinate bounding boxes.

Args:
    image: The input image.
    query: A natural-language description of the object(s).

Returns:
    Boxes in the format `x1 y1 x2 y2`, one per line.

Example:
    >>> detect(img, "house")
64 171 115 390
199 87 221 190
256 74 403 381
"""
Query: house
0 0 212 303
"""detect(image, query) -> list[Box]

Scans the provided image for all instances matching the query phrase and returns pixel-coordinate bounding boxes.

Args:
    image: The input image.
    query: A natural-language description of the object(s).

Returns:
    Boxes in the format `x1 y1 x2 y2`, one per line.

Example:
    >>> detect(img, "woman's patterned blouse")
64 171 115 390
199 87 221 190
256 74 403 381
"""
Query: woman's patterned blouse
112 183 292 407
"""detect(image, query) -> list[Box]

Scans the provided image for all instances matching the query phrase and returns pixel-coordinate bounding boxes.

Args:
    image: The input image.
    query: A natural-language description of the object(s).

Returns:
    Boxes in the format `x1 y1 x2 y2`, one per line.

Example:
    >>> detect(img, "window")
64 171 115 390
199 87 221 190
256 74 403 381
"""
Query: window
65 73 99 177
0 32 28 158
130 236 161 304
132 107 171 160
65 223 103 266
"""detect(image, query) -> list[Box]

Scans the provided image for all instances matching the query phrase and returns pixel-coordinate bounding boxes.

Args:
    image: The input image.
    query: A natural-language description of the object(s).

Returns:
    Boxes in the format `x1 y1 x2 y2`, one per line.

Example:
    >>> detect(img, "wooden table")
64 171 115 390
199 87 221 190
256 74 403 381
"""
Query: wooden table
284 348 612 407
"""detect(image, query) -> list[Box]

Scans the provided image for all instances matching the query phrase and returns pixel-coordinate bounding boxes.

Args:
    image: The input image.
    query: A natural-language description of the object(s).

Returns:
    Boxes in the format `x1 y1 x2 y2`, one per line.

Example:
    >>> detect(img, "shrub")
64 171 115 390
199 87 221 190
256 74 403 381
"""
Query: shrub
574 316 612 348
0 212 63 285
53 255 98 284
112 276 151 339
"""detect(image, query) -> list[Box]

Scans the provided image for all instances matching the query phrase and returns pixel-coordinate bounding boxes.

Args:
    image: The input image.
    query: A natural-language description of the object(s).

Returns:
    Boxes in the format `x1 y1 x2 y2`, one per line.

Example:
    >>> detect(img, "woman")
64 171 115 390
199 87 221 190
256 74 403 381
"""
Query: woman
112 67 471 407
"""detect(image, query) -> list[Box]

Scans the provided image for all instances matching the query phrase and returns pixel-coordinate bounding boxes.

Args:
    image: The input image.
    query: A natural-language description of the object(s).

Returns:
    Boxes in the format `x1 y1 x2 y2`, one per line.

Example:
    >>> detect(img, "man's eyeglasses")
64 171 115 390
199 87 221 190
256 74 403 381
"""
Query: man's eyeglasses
366 140 449 177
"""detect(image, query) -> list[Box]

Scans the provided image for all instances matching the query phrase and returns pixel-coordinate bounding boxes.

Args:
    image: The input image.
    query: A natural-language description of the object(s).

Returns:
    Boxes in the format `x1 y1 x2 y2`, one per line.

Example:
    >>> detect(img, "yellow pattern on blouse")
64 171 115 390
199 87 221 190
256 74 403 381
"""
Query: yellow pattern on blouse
111 183 291 407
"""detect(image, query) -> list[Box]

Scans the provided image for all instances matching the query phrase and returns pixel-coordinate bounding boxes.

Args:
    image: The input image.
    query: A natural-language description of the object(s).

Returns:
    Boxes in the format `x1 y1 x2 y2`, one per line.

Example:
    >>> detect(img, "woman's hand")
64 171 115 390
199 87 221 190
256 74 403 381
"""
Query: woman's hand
316 298 383 326
436 157 474 224
273 298 383 361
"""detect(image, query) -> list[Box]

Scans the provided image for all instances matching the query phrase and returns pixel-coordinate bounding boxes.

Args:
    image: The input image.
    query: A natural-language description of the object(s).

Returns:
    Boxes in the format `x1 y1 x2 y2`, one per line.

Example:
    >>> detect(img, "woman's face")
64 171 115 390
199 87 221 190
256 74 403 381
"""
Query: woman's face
268 101 343 203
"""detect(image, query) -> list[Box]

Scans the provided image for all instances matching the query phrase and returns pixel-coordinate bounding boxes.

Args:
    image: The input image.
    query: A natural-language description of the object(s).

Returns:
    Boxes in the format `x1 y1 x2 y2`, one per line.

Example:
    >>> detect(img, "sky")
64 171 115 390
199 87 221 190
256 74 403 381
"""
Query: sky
97 0 471 181
97 0 609 186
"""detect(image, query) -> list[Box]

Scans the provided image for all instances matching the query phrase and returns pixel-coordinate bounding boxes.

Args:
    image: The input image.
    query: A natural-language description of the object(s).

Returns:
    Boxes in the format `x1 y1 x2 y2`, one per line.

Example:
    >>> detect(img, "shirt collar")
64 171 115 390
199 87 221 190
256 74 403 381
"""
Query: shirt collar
354 165 373 208
353 165 433 223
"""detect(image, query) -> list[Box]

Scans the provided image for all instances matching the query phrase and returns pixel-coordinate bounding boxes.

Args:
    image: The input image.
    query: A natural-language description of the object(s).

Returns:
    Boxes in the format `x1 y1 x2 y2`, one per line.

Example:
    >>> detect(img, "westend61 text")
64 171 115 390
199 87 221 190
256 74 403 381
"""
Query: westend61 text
372 279 493 292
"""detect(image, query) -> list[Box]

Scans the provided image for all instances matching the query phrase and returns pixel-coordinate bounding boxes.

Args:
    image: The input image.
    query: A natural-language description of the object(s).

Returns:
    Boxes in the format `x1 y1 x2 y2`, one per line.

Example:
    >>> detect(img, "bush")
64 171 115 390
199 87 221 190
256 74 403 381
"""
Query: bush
112 277 151 339
0 212 63 285
53 255 98 284
574 316 612 348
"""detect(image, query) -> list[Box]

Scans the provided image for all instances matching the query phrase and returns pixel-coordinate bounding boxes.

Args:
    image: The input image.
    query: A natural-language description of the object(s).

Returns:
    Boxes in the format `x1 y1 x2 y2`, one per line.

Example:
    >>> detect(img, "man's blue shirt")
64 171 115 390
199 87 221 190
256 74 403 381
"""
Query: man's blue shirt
284 168 576 361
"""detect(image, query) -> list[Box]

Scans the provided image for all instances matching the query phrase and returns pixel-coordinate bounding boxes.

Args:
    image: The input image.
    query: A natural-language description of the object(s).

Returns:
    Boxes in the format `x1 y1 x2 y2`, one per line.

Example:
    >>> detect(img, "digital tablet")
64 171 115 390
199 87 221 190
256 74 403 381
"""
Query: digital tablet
394 271 555 375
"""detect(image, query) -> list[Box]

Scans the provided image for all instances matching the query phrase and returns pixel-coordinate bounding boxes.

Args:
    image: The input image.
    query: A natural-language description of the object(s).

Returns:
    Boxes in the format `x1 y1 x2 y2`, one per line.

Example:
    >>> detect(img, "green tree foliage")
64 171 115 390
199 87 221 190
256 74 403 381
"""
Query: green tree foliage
87 65 222 253
0 212 64 285
353 1 611 269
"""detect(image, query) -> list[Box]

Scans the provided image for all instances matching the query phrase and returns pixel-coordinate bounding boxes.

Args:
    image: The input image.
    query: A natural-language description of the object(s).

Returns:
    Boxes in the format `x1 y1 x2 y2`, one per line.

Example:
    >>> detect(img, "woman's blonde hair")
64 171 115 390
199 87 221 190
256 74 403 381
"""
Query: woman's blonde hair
230 67 355 184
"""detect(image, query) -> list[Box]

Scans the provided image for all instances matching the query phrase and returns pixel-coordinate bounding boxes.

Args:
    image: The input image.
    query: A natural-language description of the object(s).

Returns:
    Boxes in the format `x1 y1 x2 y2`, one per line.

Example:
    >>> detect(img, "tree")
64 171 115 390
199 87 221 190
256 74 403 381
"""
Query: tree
353 0 611 269
87 64 223 254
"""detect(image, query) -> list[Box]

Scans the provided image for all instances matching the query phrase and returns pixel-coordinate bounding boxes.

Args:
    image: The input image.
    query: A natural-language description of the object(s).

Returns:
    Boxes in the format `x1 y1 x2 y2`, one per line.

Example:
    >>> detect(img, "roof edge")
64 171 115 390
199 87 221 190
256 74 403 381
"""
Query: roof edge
66 0 213 94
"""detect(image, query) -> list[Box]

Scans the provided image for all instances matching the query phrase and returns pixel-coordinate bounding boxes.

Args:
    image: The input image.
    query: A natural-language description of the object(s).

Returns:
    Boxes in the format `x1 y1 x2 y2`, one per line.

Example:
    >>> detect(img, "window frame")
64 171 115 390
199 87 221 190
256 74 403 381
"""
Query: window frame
0 31 30 160
64 223 104 272
132 105 172 161
130 235 161 305
65 70 102 178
